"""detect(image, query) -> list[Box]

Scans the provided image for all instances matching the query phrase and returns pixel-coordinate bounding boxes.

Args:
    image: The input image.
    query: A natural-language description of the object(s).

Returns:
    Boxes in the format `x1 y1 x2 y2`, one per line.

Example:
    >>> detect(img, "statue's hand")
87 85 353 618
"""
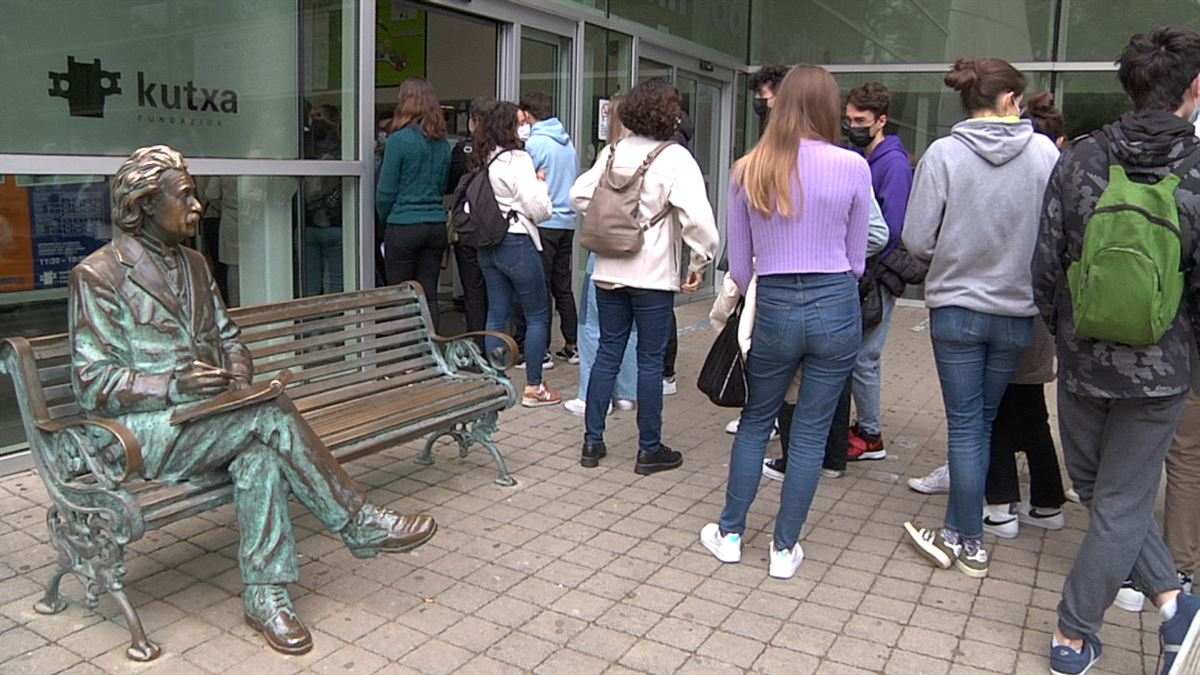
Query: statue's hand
176 368 234 398
228 376 251 393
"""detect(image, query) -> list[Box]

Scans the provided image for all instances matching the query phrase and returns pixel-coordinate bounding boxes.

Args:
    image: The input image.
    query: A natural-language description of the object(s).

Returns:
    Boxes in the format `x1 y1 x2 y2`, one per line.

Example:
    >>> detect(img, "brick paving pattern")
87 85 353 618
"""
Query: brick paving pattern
0 302 1167 674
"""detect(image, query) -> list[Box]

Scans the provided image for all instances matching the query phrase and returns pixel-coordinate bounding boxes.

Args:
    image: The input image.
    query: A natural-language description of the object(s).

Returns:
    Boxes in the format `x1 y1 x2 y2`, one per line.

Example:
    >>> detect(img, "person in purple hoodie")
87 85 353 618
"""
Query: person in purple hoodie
841 82 916 462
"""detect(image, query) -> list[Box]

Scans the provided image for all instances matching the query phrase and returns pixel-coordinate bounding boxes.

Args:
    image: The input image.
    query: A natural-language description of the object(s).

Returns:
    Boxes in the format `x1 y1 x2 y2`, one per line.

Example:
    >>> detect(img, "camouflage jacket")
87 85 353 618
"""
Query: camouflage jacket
1032 112 1200 398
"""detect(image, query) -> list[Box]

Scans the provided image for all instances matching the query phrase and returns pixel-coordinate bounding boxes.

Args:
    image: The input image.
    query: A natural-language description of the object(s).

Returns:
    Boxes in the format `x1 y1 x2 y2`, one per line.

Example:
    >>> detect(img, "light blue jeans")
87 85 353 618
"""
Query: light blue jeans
851 291 896 435
929 306 1033 540
577 254 637 402
302 226 343 297
718 273 861 551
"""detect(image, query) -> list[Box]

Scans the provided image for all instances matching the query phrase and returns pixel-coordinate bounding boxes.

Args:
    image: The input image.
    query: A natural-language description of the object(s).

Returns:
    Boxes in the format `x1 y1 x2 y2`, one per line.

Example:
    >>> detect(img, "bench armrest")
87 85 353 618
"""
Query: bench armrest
434 331 519 373
35 416 144 487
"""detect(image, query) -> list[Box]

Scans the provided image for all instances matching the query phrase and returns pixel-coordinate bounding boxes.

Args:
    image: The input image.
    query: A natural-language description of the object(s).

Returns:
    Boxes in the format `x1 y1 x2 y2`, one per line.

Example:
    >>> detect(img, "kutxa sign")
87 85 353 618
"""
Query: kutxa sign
49 56 239 120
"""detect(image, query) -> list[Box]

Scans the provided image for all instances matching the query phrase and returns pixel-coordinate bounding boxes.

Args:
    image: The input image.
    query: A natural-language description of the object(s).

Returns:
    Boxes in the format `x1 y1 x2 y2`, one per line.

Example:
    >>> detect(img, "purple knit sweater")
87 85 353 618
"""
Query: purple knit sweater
727 140 872 293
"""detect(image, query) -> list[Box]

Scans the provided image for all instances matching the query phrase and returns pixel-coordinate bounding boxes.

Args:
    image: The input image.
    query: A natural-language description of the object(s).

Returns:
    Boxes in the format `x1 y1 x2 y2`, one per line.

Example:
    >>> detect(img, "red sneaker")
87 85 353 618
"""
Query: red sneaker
848 423 886 461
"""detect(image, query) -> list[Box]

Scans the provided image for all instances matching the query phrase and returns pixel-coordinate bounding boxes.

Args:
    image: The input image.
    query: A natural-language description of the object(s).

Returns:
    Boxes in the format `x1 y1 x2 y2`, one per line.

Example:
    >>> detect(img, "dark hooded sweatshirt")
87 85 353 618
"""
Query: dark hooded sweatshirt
1033 111 1200 398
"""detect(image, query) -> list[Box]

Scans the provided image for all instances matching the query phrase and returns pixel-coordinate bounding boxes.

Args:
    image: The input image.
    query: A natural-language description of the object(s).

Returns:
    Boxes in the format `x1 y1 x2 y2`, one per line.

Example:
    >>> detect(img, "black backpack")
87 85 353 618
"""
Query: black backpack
450 149 516 248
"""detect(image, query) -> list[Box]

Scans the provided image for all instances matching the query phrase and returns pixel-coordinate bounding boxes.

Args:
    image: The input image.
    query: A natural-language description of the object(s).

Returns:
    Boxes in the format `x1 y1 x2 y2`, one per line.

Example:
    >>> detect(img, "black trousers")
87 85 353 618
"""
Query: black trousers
985 383 1067 508
384 222 446 331
776 375 851 472
664 310 678 378
454 244 488 341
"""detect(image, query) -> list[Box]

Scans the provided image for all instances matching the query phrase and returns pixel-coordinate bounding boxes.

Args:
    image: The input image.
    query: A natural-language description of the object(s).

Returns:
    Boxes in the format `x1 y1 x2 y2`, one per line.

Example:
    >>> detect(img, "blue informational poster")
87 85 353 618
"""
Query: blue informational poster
27 181 111 289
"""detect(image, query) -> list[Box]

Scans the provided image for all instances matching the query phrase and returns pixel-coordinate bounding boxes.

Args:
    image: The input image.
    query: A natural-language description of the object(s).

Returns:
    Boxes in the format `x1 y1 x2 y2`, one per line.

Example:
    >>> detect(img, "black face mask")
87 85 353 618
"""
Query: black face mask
753 97 770 117
844 124 874 148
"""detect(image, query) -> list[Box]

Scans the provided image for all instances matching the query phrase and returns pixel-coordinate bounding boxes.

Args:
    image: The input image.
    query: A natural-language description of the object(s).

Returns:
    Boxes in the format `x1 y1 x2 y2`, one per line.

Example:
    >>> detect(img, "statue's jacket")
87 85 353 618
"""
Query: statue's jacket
68 234 253 478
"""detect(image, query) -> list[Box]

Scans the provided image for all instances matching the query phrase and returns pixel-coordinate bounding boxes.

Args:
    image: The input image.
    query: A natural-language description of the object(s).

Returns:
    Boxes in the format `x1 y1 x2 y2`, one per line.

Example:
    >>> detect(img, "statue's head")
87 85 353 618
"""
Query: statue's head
110 145 200 246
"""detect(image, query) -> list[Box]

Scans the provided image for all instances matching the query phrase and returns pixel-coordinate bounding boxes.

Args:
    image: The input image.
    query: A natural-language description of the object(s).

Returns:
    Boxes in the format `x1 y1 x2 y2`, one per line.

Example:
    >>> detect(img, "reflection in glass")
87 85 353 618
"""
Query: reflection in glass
520 29 573 126
1057 72 1131 140
1060 1 1200 61
638 58 673 84
609 0 749 59
751 0 1055 66
581 26 632 168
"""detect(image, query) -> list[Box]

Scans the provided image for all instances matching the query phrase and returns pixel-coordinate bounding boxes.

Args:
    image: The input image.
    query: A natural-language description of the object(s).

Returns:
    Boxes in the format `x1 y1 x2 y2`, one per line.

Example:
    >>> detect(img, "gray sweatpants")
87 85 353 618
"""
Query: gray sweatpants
1056 388 1186 639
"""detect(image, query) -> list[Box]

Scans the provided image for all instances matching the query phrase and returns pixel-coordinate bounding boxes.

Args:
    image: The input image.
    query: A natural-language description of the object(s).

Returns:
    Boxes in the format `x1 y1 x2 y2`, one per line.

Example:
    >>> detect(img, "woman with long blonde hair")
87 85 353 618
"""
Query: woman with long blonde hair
700 65 872 580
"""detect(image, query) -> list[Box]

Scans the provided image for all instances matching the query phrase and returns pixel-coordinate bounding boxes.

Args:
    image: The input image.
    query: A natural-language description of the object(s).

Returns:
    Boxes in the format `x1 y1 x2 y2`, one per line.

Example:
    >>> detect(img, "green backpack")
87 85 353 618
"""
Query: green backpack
1068 137 1200 346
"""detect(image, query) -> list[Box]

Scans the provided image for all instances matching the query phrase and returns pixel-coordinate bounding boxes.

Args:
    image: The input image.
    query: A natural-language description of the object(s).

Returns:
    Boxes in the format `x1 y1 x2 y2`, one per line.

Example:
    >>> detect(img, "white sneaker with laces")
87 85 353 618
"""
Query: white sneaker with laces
769 541 804 579
983 503 1018 539
1113 582 1144 613
908 464 950 494
700 523 741 563
563 398 586 416
662 376 677 396
1016 502 1065 530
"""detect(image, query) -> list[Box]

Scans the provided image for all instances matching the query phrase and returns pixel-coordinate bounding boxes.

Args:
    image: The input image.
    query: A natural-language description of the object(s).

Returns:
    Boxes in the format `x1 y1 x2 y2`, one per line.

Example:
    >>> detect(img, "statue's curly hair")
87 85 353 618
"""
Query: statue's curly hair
110 145 188 234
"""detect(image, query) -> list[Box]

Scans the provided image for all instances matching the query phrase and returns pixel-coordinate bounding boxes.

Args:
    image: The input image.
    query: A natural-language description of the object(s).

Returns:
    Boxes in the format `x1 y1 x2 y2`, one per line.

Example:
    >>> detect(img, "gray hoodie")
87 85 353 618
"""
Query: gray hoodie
902 118 1060 317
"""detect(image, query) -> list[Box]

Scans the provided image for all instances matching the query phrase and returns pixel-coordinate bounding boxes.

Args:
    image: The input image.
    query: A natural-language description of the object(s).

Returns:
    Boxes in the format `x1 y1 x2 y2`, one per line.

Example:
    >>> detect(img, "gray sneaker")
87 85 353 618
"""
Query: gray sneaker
903 522 959 569
955 538 989 578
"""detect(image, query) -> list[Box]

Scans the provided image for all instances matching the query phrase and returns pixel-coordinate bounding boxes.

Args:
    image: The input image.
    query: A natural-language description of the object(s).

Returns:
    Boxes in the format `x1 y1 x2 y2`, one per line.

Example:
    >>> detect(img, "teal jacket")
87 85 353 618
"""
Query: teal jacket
375 126 451 225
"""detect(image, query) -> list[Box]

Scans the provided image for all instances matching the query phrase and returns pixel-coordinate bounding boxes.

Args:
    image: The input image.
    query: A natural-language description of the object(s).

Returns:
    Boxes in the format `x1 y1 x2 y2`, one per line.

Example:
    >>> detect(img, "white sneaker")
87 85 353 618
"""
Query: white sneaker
983 503 1019 539
614 399 635 411
700 523 741 563
725 418 739 434
1113 581 1144 612
908 464 950 494
1065 488 1081 503
1181 571 1194 595
662 376 677 396
562 398 612 416
1016 502 1065 530
821 468 843 478
516 354 554 370
768 541 804 579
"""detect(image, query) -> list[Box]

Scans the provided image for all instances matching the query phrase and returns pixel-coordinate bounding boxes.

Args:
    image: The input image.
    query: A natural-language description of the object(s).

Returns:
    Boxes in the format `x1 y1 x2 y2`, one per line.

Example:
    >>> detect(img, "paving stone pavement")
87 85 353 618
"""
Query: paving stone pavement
0 301 1171 674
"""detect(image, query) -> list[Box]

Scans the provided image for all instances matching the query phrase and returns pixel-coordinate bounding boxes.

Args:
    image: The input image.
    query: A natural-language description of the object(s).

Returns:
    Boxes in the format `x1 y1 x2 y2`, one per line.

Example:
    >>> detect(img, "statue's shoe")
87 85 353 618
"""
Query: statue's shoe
243 584 312 655
342 504 437 558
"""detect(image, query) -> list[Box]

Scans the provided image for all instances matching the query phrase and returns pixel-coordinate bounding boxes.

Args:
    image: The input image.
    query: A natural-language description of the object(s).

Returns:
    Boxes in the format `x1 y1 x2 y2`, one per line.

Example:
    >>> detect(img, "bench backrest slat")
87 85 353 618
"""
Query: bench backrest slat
1 283 440 429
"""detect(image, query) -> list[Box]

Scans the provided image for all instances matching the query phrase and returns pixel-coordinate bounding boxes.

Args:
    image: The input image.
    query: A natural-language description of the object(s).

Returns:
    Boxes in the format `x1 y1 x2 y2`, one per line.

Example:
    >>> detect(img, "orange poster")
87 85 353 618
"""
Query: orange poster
0 177 34 293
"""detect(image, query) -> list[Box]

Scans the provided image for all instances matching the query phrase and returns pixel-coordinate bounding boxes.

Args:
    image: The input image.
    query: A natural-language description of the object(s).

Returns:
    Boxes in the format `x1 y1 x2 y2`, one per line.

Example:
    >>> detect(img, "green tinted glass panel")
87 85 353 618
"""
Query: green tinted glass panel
1060 1 1200 61
1057 71 1130 140
609 0 749 58
751 0 1055 65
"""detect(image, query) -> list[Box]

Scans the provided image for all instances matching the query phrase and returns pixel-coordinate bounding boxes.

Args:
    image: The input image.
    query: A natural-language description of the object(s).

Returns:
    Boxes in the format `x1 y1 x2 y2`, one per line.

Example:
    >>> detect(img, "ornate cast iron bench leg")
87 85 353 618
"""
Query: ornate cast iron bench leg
41 506 161 660
420 412 515 486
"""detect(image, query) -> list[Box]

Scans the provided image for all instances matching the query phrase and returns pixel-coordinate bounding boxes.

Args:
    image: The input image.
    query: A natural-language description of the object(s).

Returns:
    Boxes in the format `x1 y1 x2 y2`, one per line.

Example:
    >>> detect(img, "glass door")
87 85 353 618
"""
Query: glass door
637 57 673 84
519 27 573 127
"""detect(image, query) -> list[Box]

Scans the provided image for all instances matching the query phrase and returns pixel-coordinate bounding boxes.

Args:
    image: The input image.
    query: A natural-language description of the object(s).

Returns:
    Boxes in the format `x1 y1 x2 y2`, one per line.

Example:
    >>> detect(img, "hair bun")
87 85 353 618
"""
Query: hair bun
1024 91 1056 116
943 59 979 92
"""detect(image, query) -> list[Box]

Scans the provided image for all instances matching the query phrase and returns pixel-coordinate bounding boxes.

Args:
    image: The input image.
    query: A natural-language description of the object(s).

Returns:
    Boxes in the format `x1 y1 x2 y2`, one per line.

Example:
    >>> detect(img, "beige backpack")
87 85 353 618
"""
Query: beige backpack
579 140 675 256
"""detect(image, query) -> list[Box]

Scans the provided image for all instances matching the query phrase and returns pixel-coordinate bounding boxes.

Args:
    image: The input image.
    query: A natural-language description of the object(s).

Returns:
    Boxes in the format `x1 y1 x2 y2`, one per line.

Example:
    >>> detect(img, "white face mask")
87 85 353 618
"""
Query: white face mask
517 124 532 141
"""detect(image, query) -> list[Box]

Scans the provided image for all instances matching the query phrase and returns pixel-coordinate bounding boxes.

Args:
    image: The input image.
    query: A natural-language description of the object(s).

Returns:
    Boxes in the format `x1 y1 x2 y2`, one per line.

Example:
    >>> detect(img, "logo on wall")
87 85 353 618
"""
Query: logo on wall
48 56 122 118
48 55 240 121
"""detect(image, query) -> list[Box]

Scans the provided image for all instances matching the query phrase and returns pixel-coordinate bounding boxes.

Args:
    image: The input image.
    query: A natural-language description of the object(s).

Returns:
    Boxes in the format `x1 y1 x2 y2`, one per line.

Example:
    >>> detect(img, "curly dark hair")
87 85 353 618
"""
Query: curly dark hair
846 82 892 117
618 78 682 141
469 101 522 171
749 65 790 95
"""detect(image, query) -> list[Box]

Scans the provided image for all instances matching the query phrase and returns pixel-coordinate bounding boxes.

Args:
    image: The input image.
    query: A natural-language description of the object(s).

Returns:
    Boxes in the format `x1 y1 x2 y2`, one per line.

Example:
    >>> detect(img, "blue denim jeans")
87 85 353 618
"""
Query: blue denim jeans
929 306 1033 540
719 273 861 551
577 255 637 401
585 286 673 451
478 233 549 385
851 291 896 435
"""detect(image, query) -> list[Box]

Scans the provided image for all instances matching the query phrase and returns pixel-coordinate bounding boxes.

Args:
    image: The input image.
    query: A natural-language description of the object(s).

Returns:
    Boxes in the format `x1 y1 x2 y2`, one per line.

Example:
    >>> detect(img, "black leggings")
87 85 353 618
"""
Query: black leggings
384 222 446 330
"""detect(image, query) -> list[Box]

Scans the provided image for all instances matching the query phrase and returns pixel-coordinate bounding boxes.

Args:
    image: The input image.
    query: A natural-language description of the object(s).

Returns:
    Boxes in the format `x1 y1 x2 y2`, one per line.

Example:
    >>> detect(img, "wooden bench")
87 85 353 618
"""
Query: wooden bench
0 282 518 661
